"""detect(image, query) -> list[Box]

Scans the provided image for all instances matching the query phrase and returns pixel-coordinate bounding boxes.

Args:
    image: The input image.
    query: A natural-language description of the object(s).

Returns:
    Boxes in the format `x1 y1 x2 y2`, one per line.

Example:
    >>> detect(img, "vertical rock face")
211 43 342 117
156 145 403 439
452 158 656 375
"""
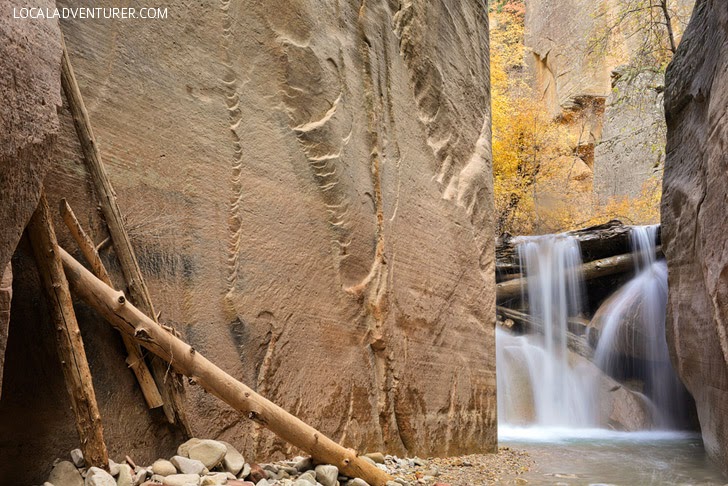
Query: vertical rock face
0 264 11 399
524 0 611 117
594 69 666 200
662 0 728 474
524 0 695 203
1 0 495 482
0 0 62 274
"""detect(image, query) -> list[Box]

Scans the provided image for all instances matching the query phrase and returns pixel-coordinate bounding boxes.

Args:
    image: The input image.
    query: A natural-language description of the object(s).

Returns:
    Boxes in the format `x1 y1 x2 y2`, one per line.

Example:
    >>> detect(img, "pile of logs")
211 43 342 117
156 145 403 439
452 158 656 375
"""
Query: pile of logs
19 36 392 486
496 220 662 303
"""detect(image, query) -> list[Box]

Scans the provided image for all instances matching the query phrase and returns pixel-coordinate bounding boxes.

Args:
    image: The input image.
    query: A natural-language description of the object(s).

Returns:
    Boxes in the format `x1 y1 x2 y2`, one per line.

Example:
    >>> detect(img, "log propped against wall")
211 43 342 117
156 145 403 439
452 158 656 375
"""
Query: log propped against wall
60 34 187 430
59 248 393 486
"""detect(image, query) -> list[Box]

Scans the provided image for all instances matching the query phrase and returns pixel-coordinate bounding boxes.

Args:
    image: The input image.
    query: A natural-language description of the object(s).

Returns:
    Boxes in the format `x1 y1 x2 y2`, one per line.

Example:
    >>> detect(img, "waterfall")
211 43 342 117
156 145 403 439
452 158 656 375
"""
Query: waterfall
593 226 686 427
497 225 689 433
497 235 595 427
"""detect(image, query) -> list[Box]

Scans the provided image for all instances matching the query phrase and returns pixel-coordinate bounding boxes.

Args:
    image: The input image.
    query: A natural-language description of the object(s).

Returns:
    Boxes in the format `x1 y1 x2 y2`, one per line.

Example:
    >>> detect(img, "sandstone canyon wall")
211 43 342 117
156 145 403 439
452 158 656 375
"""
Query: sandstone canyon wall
524 0 694 203
0 1 495 483
662 0 728 474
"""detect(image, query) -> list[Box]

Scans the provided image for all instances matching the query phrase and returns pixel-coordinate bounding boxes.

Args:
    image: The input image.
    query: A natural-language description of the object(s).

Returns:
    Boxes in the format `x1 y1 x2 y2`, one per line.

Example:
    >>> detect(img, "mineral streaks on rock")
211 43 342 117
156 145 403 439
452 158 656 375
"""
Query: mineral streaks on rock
0 0 62 273
12 0 496 472
662 0 728 474
222 0 495 458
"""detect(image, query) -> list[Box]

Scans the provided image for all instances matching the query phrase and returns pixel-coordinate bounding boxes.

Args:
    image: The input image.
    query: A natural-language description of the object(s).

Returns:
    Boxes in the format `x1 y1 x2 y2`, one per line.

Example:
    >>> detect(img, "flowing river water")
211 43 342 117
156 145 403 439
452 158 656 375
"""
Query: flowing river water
496 227 726 485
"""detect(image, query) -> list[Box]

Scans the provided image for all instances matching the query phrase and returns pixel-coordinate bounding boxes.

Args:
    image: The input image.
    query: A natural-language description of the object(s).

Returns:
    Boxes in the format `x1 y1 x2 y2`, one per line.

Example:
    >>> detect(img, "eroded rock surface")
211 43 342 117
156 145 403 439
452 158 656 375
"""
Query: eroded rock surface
594 69 666 200
0 0 61 273
662 0 728 474
1 0 495 482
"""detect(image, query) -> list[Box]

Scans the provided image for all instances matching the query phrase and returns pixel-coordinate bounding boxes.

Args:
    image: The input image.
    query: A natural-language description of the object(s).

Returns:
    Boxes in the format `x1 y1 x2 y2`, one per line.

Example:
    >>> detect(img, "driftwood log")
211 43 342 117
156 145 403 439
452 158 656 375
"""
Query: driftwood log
496 220 660 276
60 35 187 430
60 199 164 410
496 306 593 359
59 247 393 486
27 193 109 469
496 246 662 302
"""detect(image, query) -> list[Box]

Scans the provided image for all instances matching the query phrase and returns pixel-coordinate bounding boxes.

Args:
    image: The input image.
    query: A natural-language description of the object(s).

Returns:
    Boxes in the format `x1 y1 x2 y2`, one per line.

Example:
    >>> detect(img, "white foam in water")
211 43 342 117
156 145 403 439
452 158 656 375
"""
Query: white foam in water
498 425 699 443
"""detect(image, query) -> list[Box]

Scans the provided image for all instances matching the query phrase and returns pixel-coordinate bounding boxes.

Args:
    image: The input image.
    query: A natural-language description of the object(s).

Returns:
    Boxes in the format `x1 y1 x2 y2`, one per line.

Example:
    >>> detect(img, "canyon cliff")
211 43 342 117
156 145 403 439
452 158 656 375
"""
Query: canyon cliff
662 0 728 474
0 0 495 483
524 0 694 203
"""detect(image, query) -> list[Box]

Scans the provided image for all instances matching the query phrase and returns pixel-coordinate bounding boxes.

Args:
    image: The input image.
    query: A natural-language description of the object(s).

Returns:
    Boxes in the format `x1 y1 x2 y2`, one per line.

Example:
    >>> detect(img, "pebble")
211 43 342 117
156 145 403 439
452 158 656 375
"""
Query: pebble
240 463 251 479
171 456 207 475
178 439 203 458
188 440 227 469
117 464 134 486
70 449 85 468
200 472 228 485
152 459 178 477
218 441 245 476
345 479 370 486
84 467 116 486
294 457 314 473
48 460 84 486
314 465 338 486
163 473 202 486
297 471 316 484
364 453 385 464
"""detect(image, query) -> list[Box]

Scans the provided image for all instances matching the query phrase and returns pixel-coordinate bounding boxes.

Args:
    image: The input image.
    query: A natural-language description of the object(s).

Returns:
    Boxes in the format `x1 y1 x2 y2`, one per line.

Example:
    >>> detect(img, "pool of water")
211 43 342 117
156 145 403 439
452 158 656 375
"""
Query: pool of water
498 427 726 485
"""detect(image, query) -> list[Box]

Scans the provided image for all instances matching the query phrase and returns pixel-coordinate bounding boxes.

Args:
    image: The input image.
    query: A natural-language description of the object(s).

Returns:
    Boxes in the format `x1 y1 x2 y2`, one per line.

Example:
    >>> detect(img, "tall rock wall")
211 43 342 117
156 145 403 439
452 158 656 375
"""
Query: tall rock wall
0 0 61 286
594 69 666 200
524 0 694 204
662 0 728 474
0 0 495 483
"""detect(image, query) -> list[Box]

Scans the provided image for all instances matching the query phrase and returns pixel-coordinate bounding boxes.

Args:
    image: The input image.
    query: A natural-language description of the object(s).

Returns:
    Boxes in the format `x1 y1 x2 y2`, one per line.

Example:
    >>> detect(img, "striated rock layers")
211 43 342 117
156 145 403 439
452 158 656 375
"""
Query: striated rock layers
662 0 728 474
0 0 495 483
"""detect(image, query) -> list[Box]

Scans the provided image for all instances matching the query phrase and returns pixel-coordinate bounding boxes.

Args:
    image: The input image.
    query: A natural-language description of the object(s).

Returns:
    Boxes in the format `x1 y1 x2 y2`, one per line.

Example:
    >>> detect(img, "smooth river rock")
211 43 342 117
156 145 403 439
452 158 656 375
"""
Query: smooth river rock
662 0 728 475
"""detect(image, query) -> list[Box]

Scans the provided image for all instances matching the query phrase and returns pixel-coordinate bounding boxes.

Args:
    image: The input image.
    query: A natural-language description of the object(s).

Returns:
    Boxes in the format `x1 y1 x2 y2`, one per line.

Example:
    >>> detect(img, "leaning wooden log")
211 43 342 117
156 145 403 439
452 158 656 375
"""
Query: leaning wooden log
60 35 187 430
59 247 393 486
496 306 593 359
496 246 663 301
0 262 12 399
496 220 660 274
27 193 109 469
60 198 164 410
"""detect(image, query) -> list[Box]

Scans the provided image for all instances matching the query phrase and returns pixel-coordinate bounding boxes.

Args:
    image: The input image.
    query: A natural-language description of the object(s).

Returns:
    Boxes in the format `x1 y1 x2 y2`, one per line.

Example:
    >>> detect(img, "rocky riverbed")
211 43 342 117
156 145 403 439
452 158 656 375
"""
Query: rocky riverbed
39 438 533 486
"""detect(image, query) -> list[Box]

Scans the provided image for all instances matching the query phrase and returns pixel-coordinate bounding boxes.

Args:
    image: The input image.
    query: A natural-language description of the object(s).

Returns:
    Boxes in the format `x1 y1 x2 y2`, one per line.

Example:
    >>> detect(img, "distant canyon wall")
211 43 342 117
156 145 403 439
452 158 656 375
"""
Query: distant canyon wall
524 0 694 202
0 0 495 483
662 0 728 475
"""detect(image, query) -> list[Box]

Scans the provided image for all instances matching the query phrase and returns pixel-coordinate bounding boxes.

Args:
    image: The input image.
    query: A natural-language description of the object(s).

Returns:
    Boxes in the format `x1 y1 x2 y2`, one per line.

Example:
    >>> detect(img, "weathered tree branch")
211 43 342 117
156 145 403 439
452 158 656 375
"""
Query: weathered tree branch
497 246 662 301
27 193 109 469
60 199 164 410
60 33 187 430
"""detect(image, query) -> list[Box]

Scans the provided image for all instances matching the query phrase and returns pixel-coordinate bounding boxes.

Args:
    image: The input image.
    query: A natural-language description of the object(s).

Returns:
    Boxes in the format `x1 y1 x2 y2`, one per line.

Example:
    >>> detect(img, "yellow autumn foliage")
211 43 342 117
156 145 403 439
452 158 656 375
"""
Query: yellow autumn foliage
490 1 662 235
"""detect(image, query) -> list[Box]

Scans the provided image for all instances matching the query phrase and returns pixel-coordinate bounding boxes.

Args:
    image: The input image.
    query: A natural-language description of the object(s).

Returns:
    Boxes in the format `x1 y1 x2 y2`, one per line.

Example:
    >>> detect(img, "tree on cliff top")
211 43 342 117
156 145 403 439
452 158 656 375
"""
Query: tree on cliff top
593 0 694 72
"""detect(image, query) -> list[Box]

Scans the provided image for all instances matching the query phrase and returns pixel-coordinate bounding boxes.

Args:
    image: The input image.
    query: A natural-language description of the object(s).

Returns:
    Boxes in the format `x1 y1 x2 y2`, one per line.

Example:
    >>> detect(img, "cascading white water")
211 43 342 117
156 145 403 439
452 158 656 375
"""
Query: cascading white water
497 235 596 427
593 226 685 427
